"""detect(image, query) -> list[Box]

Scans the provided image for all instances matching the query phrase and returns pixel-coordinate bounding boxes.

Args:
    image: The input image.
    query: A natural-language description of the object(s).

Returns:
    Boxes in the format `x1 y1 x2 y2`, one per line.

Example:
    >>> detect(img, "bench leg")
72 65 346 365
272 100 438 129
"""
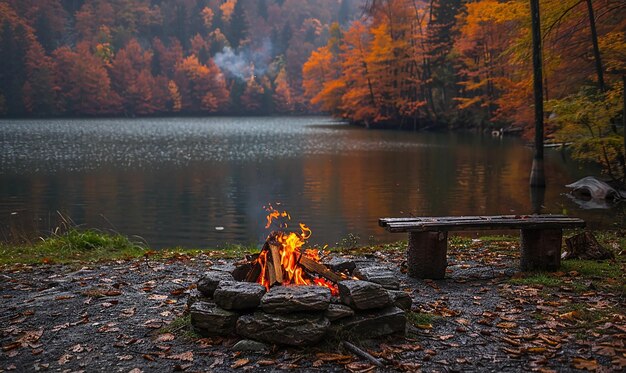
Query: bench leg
407 231 447 279
520 229 562 271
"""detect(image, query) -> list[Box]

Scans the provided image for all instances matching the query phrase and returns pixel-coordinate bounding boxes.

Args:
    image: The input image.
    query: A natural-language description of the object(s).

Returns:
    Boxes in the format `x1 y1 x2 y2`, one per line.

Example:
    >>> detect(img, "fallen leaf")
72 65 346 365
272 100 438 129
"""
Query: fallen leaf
397 362 422 372
278 363 300 369
230 358 250 368
18 329 43 346
121 307 136 317
58 354 72 365
396 343 422 351
312 360 324 367
571 357 597 371
537 334 560 346
501 337 521 347
148 294 168 301
416 324 432 329
345 362 375 372
168 351 193 362
2 342 21 351
612 355 626 369
439 334 454 340
315 353 353 362
257 360 275 366
156 333 175 342
55 295 74 300
559 311 581 321
502 348 522 356
170 288 186 296
144 319 163 329
70 344 84 353
526 347 547 353
118 355 134 361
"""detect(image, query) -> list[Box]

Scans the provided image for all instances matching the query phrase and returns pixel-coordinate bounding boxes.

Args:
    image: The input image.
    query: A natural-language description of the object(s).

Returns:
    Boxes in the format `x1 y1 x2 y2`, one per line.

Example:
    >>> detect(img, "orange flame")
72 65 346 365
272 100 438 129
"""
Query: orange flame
255 207 339 296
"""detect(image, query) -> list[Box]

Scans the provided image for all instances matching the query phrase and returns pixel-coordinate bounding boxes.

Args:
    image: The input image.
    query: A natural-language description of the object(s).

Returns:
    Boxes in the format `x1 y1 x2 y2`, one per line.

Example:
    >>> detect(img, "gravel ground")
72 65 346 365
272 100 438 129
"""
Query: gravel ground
1 243 624 372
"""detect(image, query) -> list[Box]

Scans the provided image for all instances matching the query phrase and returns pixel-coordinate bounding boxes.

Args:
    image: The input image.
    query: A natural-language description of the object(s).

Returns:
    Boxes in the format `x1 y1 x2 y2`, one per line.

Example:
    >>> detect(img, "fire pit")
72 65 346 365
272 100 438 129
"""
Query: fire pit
188 208 410 346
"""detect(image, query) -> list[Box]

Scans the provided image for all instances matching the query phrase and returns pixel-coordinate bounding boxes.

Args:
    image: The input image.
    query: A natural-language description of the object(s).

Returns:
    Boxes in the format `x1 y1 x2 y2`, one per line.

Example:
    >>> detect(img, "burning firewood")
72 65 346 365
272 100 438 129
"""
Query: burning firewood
235 230 344 295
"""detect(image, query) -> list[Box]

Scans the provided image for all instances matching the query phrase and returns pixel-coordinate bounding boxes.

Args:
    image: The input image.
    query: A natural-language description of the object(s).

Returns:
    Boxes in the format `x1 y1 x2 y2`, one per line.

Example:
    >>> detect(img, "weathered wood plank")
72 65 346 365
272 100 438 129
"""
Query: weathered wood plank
384 217 585 233
379 214 576 227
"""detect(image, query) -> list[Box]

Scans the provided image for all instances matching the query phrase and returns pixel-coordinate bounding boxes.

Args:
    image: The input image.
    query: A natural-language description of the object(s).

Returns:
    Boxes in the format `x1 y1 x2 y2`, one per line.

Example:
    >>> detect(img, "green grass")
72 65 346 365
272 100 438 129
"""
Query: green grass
0 228 259 266
509 274 564 287
476 235 517 243
561 259 622 278
0 228 147 265
160 314 201 340
406 311 440 327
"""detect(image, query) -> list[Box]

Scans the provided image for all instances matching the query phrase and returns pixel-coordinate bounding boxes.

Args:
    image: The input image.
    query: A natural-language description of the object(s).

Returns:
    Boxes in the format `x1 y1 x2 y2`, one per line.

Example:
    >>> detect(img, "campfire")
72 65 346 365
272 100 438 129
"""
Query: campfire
240 207 344 295
188 206 409 346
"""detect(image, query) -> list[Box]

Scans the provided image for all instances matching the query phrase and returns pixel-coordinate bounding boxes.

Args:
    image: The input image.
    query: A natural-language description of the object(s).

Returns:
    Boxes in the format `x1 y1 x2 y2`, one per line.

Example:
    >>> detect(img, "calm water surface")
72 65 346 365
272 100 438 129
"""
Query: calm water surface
0 117 622 248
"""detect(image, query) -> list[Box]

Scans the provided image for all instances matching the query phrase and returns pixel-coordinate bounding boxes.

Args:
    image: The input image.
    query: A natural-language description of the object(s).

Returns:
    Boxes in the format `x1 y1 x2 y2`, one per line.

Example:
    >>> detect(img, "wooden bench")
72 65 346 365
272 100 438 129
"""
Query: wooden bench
378 215 586 279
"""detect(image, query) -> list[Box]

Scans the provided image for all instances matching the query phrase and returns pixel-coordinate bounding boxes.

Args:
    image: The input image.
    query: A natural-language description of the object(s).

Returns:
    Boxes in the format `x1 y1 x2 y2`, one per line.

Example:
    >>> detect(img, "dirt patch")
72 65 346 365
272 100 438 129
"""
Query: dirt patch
1 242 624 372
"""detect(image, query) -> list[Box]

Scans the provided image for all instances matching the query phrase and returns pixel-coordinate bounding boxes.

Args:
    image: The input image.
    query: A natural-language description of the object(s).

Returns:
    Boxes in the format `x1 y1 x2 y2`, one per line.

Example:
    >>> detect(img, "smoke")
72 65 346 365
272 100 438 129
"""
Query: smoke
213 38 273 81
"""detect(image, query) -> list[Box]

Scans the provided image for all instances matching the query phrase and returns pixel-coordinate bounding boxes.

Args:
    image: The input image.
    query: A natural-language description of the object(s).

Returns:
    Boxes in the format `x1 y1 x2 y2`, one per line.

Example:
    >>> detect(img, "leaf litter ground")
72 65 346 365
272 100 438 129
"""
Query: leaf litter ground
0 235 624 372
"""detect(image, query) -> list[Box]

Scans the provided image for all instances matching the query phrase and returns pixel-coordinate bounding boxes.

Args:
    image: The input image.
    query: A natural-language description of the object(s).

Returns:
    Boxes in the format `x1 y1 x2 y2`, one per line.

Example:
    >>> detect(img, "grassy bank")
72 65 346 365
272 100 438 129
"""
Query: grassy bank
0 228 257 266
0 228 623 272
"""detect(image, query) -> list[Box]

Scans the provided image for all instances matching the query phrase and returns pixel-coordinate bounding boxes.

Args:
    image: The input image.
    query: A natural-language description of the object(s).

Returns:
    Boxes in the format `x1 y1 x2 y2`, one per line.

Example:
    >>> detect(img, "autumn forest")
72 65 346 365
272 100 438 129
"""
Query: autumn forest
0 0 625 177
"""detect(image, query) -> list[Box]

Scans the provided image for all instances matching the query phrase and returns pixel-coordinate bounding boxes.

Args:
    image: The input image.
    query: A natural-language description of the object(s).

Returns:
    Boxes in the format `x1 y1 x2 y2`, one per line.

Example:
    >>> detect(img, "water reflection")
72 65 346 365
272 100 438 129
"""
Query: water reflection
0 117 623 248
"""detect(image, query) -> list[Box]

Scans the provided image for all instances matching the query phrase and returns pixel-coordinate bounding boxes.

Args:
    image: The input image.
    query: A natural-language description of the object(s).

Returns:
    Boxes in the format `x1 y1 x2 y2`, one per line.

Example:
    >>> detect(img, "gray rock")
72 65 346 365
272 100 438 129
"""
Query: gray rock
236 311 330 346
353 266 400 290
187 288 211 308
197 271 234 297
322 257 356 273
190 301 239 336
330 306 406 338
388 290 413 311
338 280 391 310
232 339 268 352
214 281 266 310
231 263 254 282
260 286 331 313
325 304 355 321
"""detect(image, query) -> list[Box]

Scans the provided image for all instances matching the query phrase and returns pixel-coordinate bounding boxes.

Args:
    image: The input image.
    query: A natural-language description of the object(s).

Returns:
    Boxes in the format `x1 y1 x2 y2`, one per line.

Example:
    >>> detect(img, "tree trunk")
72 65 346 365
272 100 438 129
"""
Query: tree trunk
585 0 605 93
529 0 545 187
623 75 626 182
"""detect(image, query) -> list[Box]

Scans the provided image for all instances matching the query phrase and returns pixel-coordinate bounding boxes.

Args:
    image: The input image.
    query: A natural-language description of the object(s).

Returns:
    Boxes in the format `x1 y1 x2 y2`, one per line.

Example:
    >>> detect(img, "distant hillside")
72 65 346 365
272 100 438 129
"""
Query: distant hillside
0 0 365 117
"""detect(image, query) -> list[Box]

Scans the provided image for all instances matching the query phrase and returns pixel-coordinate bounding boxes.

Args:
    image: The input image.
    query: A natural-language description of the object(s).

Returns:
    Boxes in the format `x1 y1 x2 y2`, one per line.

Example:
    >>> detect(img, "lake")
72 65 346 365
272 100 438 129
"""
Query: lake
0 116 622 249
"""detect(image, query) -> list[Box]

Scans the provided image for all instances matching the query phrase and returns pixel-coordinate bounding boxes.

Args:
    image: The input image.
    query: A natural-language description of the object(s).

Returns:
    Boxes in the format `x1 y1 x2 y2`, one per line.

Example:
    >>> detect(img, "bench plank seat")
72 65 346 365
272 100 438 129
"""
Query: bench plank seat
380 215 585 232
379 215 586 279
